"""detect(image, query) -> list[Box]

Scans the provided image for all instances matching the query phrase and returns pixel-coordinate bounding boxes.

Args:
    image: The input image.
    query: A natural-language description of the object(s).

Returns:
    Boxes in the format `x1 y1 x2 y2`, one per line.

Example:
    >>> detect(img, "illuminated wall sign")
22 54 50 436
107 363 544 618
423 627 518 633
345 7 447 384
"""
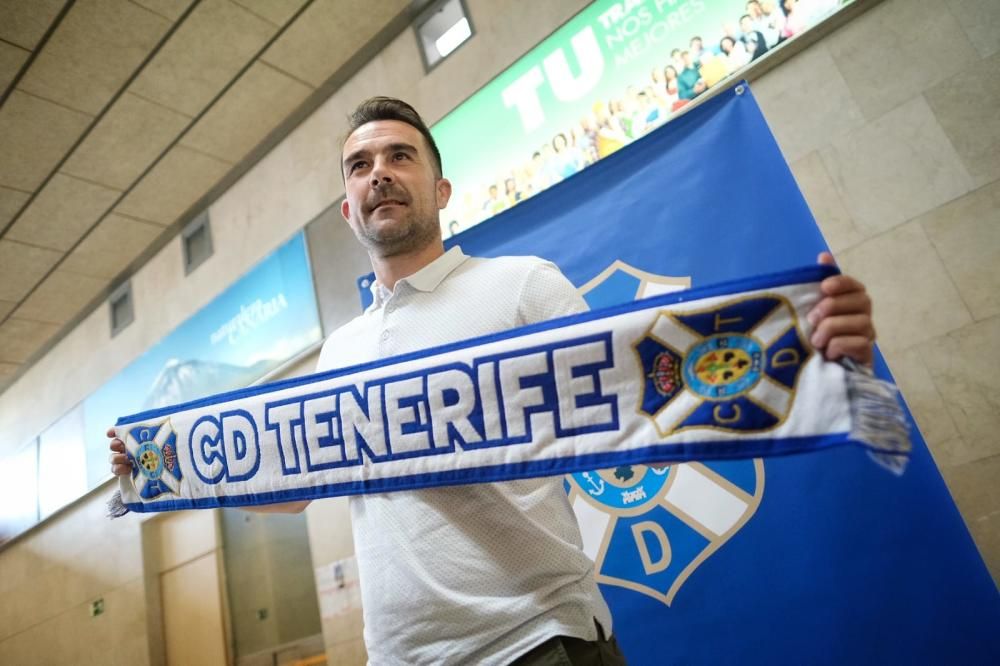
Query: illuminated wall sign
433 0 851 233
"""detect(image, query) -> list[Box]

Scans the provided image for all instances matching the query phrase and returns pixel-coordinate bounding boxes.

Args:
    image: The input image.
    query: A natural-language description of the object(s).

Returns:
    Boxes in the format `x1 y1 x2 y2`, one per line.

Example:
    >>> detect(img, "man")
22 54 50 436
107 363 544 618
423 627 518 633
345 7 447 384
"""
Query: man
110 97 875 664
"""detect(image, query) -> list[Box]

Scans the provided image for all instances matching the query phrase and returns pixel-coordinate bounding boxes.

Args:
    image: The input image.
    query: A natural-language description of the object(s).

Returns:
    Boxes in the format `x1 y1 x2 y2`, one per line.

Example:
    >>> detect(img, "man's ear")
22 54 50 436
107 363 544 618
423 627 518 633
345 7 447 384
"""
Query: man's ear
436 177 453 209
341 198 351 221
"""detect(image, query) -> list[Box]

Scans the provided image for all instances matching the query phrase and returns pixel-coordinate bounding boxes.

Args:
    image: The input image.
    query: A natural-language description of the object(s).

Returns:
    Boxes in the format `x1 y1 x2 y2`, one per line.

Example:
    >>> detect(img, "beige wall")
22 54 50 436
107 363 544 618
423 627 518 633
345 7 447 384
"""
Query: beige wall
751 0 1000 582
1 0 997 663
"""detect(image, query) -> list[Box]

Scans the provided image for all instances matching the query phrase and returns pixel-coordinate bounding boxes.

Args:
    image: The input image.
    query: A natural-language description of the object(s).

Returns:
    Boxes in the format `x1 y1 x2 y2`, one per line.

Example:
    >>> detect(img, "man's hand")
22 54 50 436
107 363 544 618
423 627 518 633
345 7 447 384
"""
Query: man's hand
108 426 132 477
807 252 876 366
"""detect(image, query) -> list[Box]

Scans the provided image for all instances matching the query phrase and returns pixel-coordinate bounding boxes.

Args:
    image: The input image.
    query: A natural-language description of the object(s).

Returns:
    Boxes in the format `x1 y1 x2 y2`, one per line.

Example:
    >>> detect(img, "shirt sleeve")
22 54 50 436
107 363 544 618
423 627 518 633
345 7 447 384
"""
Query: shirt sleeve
516 260 589 326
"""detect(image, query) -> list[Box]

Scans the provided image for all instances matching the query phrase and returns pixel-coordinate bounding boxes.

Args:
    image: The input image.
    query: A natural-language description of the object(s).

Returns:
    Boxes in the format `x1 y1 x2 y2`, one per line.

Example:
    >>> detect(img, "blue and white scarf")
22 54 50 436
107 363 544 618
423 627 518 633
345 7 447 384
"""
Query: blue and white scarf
110 266 909 515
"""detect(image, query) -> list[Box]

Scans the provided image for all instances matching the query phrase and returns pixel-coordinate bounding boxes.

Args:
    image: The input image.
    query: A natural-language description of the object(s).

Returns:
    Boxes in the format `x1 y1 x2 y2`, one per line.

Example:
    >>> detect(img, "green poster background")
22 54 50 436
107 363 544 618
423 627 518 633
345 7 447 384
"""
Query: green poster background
432 0 850 230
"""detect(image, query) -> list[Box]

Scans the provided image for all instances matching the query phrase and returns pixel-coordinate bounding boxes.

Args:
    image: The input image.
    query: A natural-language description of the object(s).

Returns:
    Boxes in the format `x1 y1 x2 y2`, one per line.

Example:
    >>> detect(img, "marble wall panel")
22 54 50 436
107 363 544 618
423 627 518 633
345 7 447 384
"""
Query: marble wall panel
752 43 866 164
946 0 1000 58
924 52 1000 189
919 179 1000 321
788 151 866 253
882 346 960 461
826 0 979 120
836 220 971 353
941 453 1000 580
915 316 1000 461
819 96 973 235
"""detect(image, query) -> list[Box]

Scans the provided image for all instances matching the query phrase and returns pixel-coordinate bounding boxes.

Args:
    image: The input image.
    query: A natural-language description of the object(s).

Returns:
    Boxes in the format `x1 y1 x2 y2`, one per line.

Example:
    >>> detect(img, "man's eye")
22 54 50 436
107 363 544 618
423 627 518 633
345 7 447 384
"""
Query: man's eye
393 152 409 160
350 161 367 173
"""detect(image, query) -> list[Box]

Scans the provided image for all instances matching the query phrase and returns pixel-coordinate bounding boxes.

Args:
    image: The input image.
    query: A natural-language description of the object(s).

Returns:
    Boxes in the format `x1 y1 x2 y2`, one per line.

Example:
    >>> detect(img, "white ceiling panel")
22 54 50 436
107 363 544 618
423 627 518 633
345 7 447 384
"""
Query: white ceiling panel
18 0 172 115
0 317 62 364
6 173 121 251
129 0 279 117
0 0 416 395
61 91 192 191
61 213 165 279
0 90 92 191
130 0 198 22
0 40 30 92
0 0 67 50
231 0 309 27
180 61 313 163
262 0 409 87
11 269 111 325
115 144 231 225
0 185 30 229
0 239 63 302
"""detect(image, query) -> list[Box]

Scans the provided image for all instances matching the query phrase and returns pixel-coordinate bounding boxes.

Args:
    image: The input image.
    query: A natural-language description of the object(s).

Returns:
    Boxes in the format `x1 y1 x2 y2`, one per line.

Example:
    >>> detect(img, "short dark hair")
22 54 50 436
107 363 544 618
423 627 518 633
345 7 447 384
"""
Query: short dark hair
344 96 443 177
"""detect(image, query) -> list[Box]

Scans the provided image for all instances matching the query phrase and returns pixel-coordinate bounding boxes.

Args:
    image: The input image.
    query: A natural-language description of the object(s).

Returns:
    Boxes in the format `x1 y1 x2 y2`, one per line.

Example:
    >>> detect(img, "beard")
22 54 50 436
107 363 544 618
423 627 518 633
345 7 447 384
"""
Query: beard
353 185 440 258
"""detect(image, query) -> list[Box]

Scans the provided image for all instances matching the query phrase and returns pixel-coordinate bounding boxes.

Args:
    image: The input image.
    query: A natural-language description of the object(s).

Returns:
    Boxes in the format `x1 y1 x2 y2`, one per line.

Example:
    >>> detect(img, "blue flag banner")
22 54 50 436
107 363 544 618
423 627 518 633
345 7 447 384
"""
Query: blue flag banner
357 84 1000 664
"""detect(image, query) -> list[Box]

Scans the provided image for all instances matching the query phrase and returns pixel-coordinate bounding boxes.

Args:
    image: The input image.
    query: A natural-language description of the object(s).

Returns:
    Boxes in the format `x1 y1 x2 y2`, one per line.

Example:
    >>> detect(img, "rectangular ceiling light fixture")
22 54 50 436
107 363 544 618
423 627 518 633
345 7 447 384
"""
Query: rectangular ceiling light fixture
416 0 474 70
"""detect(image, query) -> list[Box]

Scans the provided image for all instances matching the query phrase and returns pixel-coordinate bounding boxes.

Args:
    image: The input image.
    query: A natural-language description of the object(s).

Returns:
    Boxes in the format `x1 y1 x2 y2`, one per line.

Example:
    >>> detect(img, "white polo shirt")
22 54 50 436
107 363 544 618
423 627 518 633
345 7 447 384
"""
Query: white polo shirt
316 246 613 666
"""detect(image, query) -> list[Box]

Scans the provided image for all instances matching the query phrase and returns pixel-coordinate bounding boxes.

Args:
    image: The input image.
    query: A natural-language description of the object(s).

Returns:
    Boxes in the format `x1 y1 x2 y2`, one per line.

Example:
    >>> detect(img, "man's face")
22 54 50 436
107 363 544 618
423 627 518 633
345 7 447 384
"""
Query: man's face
740 16 753 33
341 120 451 257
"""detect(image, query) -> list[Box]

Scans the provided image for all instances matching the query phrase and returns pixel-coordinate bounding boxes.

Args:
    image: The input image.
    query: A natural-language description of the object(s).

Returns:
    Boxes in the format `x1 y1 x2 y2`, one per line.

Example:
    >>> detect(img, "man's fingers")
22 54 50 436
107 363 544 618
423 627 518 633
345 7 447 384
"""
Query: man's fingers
110 438 125 453
106 426 116 437
808 292 872 324
817 251 836 266
820 273 865 297
810 314 876 349
823 335 874 365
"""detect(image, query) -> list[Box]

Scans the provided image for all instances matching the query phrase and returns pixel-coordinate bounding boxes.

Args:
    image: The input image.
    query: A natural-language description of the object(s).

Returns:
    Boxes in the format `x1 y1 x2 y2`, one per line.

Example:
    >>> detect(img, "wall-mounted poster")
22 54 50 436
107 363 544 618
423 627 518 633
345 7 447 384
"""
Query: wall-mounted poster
82 232 322 489
433 0 851 234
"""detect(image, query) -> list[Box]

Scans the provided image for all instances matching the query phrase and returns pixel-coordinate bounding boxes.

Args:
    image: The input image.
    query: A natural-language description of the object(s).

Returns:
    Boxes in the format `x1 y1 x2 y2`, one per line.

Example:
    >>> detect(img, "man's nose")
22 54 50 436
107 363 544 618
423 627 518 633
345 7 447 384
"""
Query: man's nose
370 159 393 187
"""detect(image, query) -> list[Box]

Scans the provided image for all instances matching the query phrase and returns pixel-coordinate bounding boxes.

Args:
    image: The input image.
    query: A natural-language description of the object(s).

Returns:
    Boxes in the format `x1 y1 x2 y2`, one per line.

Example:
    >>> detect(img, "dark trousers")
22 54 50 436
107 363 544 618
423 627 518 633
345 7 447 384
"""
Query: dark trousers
510 622 627 666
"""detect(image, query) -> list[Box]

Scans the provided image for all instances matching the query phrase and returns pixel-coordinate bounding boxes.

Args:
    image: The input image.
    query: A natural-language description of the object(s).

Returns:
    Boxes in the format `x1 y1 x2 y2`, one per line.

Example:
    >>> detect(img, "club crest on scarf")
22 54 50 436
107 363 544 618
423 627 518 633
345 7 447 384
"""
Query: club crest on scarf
569 261 765 607
635 294 811 435
124 419 182 500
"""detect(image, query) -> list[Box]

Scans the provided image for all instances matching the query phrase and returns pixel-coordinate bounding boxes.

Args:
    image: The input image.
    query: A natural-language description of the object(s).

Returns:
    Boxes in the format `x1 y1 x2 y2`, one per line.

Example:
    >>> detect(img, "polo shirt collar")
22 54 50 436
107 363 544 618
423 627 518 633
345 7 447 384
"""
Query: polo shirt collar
369 246 469 307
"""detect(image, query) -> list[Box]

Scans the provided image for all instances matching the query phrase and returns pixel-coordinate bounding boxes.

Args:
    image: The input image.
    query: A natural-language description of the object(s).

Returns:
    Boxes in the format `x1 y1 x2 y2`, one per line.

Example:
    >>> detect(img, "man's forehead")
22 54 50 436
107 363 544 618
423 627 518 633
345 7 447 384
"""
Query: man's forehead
343 120 424 155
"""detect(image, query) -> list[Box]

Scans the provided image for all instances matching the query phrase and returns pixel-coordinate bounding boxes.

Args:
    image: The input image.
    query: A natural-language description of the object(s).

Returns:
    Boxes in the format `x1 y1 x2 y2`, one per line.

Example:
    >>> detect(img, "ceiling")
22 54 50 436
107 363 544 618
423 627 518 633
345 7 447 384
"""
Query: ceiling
0 0 424 394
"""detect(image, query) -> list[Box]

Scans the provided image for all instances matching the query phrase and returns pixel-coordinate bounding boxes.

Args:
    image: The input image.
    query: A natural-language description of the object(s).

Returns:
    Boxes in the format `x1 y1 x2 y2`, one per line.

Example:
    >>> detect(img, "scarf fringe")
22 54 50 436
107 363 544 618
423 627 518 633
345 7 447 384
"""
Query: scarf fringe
843 359 911 475
107 489 130 518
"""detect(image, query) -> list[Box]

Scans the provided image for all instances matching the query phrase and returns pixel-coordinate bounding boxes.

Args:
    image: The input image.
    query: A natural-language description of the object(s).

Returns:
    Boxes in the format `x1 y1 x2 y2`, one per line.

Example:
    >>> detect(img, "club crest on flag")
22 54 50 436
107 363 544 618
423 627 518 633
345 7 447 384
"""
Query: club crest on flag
571 261 764 607
634 294 812 436
124 420 182 500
